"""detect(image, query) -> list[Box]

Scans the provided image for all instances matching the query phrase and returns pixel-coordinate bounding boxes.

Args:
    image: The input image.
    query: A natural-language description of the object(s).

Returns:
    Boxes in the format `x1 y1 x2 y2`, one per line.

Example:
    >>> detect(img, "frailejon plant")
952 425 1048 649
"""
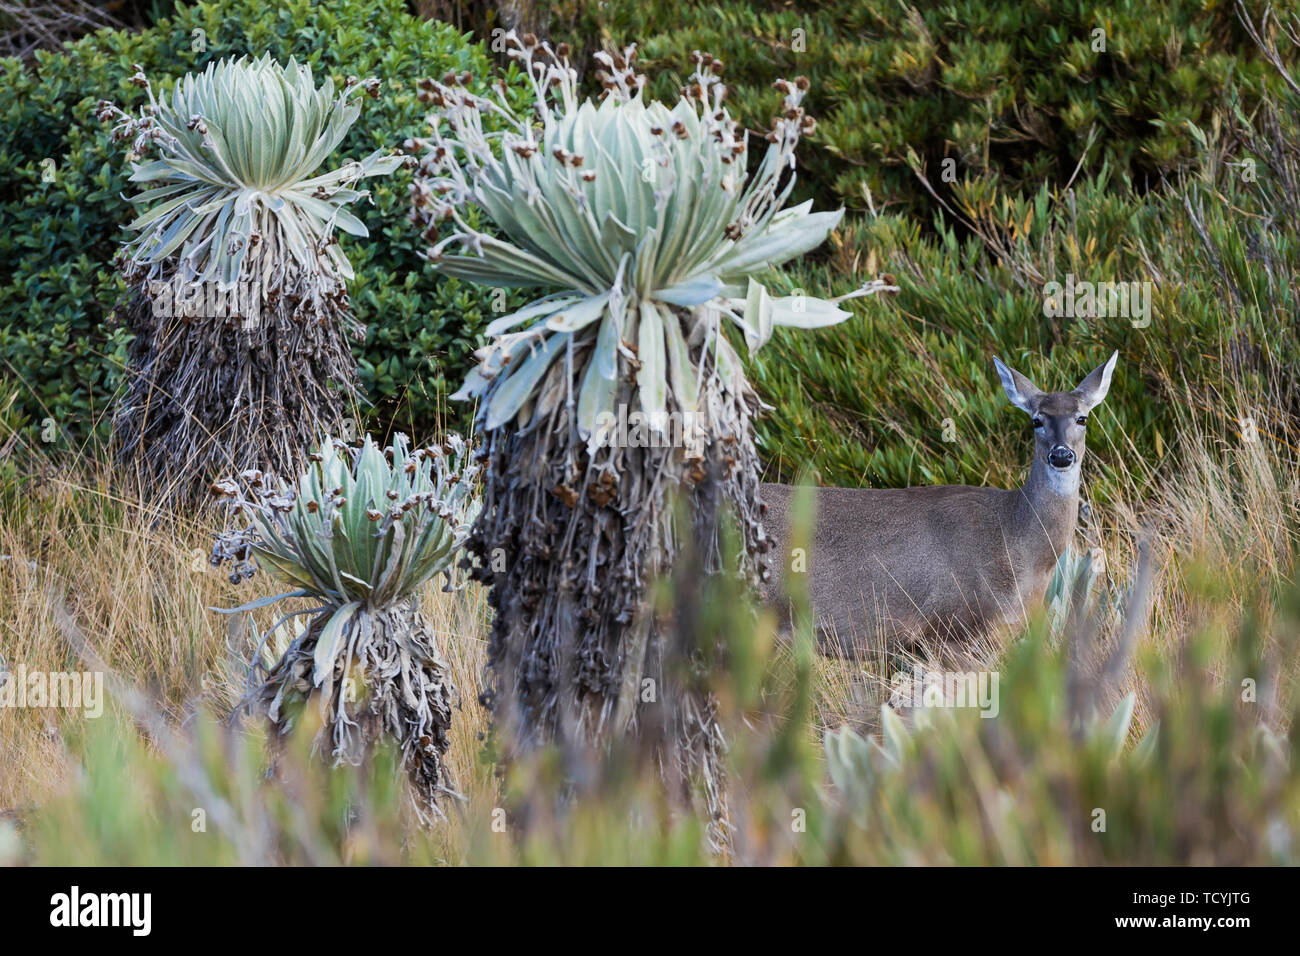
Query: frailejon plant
210 433 478 821
409 32 890 842
98 54 403 500
1 0 533 453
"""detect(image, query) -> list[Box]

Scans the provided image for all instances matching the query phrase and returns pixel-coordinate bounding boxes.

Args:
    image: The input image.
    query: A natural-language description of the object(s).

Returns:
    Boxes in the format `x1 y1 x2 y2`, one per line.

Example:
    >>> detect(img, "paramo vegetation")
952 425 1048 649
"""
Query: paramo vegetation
0 0 532 449
0 0 1298 865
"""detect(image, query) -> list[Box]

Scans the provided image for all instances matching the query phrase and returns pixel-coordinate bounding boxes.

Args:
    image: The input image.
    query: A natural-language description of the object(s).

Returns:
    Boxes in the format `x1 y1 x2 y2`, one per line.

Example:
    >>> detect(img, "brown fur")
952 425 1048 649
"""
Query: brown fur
759 353 1117 655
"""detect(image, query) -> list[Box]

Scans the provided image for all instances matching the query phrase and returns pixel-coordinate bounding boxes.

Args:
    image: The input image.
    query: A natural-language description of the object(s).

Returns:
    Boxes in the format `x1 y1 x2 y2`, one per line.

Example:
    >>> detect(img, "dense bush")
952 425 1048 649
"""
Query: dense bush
748 95 1300 496
0 0 529 449
511 0 1285 217
4 0 1295 492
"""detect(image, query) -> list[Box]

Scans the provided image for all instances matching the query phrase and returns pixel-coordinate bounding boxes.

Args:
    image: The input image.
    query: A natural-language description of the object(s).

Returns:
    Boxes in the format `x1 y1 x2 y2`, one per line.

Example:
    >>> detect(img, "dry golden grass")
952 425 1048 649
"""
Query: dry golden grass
0 463 504 827
1 377 1297 859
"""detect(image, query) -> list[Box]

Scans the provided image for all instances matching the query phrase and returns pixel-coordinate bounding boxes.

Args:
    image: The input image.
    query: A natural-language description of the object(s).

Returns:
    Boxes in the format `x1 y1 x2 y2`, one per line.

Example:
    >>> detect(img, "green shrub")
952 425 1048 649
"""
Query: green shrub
748 115 1300 498
524 0 1285 217
0 0 530 450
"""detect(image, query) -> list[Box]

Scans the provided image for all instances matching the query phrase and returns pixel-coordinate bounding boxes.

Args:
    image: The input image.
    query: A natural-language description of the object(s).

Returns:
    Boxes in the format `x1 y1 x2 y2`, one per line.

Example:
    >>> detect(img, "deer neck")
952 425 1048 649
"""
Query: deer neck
1014 458 1081 559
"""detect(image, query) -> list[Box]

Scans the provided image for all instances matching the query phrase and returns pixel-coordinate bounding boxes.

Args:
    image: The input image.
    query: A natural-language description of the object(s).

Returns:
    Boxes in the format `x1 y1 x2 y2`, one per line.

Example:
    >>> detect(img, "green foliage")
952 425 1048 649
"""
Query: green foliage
748 136 1300 493
534 0 1285 216
22 703 428 866
0 0 530 449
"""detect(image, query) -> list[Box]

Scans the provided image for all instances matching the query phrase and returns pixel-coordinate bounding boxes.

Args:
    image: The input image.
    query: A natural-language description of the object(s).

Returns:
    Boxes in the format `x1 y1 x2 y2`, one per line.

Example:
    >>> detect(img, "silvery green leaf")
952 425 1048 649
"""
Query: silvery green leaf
125 191 206 232
338 570 373 595
766 198 815 230
539 182 610 284
599 209 638 255
505 179 603 275
655 275 723 307
662 305 698 414
578 307 621 447
485 294 583 338
288 192 369 237
825 726 866 791
824 726 874 825
633 228 660 292
711 329 742 387
880 704 911 764
714 208 843 278
485 335 566 430
1097 692 1136 762
769 295 853 330
128 158 188 184
742 277 774 354
1132 720 1159 766
249 548 318 590
371 519 408 606
208 590 313 614
312 601 360 687
636 301 667 423
440 232 589 287
450 367 489 403
476 178 554 261
433 255 555 288
546 292 612 333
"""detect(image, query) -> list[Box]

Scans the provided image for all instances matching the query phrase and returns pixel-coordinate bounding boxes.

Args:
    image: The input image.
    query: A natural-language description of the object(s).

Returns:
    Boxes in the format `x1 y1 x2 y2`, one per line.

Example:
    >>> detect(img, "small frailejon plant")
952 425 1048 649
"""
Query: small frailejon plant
99 54 403 500
409 31 891 845
211 433 478 821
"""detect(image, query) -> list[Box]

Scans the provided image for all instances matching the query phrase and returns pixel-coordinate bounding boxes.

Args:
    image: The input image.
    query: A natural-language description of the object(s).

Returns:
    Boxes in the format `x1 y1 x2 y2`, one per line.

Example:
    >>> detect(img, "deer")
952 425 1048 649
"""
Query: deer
758 352 1118 655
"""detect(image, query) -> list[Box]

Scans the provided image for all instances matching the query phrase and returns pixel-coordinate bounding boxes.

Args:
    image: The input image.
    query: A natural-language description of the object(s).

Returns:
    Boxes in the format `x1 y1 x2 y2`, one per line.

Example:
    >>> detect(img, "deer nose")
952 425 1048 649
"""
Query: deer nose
1048 445 1076 469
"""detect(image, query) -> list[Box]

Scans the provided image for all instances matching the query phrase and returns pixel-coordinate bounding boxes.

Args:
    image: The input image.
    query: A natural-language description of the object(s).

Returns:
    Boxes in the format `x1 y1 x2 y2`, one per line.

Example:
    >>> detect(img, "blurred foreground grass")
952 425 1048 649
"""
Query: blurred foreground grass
0 392 1297 863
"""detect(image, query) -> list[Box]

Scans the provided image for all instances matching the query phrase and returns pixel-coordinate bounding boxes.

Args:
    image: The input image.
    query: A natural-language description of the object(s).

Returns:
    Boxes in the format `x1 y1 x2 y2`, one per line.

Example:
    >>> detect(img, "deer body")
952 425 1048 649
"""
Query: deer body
759 353 1117 654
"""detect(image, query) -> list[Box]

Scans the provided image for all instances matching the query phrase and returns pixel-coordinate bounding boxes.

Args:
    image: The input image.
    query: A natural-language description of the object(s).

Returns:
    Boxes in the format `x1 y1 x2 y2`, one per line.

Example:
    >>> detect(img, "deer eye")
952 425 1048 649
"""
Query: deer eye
1031 417 1043 429
1076 416 1087 426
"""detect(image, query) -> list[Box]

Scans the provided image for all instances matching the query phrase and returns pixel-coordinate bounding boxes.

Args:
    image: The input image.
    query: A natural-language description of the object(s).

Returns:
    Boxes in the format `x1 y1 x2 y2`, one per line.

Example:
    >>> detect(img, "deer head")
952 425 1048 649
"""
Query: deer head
993 352 1118 495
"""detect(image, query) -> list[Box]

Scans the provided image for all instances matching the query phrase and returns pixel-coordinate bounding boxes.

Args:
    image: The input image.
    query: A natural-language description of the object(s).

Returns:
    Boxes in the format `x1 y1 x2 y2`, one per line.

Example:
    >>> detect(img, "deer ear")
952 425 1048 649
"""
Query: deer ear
1073 350 1118 412
993 357 1041 414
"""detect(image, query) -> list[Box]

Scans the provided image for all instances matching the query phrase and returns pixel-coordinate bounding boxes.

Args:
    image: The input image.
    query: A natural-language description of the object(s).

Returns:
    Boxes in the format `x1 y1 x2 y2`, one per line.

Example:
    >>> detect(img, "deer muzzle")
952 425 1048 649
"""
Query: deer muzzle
1048 445 1076 469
